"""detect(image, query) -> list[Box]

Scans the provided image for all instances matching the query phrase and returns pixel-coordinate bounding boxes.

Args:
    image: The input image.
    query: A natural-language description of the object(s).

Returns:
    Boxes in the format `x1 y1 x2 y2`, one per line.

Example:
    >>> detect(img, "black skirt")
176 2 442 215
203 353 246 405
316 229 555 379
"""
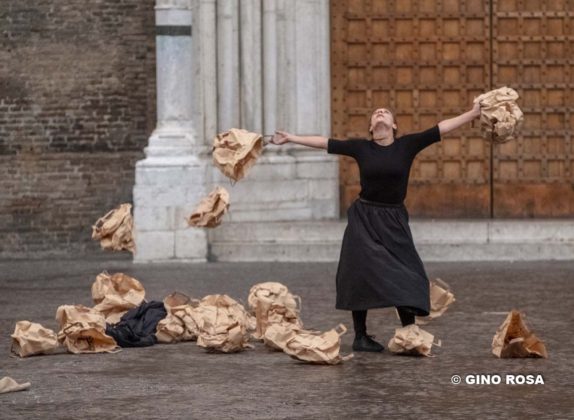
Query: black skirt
335 197 431 316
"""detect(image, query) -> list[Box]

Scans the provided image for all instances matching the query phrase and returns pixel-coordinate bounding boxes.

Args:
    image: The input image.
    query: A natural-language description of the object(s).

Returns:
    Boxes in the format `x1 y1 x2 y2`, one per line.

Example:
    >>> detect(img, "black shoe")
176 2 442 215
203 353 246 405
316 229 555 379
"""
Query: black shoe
352 334 385 352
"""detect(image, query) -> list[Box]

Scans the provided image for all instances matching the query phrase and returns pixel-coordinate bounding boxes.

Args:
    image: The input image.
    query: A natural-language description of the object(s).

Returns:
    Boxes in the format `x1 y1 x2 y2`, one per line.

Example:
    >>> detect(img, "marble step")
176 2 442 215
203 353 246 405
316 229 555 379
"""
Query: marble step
210 241 574 262
208 219 574 262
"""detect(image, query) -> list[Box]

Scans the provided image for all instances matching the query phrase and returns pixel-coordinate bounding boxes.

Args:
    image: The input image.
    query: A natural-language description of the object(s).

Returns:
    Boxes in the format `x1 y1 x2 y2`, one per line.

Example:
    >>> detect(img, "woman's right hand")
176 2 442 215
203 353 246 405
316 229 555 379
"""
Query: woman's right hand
270 130 292 145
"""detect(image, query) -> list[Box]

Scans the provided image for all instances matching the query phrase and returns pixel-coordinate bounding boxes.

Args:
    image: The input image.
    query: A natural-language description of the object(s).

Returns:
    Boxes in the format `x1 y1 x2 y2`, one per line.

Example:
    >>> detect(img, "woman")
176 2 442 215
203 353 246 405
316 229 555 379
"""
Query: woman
271 102 481 352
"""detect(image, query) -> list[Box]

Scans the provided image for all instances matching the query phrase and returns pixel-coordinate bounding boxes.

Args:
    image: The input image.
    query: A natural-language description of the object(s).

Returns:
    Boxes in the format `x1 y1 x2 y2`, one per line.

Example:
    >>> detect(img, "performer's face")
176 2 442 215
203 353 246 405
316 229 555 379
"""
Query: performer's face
369 108 397 133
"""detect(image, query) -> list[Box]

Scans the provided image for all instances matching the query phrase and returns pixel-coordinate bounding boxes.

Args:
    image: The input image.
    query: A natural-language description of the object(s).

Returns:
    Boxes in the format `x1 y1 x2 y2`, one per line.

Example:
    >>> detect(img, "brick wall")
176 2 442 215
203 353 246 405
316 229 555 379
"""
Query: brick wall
0 0 156 258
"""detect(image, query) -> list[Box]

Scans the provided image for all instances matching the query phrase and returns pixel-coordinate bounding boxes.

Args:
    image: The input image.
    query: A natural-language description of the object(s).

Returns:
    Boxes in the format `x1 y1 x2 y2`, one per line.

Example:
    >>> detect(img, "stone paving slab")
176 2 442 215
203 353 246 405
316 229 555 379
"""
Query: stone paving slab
0 258 573 419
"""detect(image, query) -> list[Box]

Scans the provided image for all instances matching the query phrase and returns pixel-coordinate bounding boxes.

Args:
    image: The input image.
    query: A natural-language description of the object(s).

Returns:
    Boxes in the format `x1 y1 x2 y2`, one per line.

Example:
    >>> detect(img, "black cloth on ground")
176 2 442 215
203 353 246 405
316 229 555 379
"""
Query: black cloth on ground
105 301 167 348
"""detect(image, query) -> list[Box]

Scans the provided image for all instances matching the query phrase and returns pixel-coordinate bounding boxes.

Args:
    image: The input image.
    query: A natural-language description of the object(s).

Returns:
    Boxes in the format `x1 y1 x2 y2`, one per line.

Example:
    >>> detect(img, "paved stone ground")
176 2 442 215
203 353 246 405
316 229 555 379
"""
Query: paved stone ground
0 257 573 419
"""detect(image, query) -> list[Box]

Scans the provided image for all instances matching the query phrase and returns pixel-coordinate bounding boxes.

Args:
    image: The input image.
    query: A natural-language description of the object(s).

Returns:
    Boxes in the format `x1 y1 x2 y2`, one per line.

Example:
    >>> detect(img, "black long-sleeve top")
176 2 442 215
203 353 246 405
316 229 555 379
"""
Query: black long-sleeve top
327 125 441 204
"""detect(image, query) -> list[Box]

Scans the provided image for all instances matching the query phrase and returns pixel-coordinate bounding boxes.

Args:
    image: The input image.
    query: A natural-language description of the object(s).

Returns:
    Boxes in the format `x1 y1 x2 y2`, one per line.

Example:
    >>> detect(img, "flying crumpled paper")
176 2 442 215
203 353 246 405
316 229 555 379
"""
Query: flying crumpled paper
474 86 524 143
387 324 442 357
394 278 455 325
187 186 230 228
91 271 146 324
192 294 255 353
264 323 353 365
212 128 264 182
11 321 60 358
492 309 548 358
247 282 303 340
415 278 456 325
55 304 118 354
91 203 135 253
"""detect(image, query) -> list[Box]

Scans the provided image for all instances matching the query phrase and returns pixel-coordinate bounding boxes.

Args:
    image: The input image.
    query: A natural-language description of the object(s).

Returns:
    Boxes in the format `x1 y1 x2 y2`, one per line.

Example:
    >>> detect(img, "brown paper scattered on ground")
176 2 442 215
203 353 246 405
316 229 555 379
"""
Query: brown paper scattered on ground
247 282 302 340
156 292 201 344
387 324 441 357
11 321 59 358
193 294 254 353
492 309 548 358
91 271 145 324
55 304 118 354
265 323 353 365
0 377 31 394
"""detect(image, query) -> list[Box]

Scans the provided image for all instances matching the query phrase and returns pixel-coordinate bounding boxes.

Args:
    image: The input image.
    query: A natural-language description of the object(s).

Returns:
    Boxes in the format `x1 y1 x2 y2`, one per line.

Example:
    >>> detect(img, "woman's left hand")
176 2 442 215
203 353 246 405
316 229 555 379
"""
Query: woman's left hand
471 101 481 118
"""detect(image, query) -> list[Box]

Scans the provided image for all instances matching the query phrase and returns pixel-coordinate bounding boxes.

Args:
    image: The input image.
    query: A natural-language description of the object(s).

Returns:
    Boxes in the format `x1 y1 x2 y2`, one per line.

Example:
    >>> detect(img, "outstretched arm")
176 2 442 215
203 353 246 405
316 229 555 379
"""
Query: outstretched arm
271 131 328 149
438 102 481 136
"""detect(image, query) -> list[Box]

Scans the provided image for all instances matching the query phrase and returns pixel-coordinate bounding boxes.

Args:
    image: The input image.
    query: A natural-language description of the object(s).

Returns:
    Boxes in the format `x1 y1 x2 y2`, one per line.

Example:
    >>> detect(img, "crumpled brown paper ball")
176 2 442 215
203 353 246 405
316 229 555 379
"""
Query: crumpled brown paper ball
91 271 146 324
247 282 303 340
413 277 456 325
192 294 254 353
212 128 264 182
387 324 442 357
264 323 353 365
474 86 524 143
155 292 201 344
11 321 60 358
91 203 135 253
55 304 118 354
187 186 230 228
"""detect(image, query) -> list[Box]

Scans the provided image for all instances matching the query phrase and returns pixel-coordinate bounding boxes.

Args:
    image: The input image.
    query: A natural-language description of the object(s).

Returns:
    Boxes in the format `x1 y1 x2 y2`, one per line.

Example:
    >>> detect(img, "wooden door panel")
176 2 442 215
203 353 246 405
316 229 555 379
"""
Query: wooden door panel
491 0 574 217
330 0 492 217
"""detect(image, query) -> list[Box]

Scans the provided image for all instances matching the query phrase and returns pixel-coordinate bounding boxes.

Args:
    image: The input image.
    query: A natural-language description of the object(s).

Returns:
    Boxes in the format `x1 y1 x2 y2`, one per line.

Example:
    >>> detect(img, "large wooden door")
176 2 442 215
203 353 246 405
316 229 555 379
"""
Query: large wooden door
330 0 574 218
492 0 574 217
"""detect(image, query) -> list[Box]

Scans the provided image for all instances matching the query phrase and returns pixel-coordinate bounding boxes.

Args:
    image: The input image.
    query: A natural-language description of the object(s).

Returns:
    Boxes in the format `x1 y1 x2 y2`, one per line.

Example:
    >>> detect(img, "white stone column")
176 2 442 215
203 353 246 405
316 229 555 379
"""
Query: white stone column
204 0 338 222
293 0 331 136
133 0 209 262
262 0 278 136
147 0 198 158
239 0 263 133
196 0 218 144
135 0 338 261
286 0 338 219
216 0 240 131
222 0 337 221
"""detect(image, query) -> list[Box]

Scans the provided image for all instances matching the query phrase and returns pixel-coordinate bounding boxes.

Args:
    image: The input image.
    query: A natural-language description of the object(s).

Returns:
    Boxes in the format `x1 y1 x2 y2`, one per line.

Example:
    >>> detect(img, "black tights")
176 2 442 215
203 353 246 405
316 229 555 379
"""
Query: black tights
352 310 368 337
352 307 416 337
396 306 416 327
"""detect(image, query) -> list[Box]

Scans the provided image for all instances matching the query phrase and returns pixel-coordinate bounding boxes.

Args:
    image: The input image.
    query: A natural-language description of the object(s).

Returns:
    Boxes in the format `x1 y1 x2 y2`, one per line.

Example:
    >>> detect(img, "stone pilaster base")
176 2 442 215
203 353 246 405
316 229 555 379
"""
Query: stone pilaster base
133 155 210 262
208 147 339 223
